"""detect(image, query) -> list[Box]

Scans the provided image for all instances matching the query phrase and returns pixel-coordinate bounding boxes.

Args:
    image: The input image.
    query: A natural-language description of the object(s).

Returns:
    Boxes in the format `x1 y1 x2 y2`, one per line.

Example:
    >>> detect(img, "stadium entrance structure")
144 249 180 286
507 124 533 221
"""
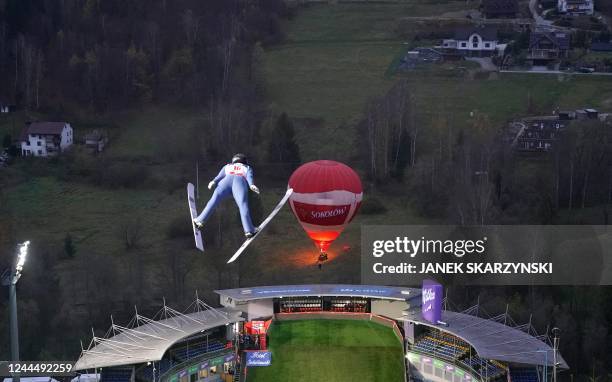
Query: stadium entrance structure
74 297 244 382
215 284 420 319
399 303 569 382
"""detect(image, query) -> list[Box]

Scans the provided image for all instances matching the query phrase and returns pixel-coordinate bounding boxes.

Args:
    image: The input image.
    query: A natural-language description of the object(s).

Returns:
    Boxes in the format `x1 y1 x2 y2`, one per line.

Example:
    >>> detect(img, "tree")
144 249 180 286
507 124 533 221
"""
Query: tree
118 218 143 250
554 120 612 210
161 47 194 102
126 43 153 105
267 113 301 167
359 80 414 181
2 134 11 148
64 233 76 258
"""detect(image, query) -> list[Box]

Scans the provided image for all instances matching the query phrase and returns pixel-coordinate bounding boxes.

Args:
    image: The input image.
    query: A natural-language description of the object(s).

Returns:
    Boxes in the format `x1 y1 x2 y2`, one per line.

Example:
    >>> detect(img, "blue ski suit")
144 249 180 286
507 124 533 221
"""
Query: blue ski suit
195 163 256 233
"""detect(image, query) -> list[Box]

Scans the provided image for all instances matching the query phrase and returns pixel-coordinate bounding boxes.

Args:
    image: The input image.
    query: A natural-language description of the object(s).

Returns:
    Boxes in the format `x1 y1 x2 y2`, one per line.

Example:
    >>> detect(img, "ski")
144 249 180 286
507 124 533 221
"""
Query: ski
226 188 294 263
187 183 205 251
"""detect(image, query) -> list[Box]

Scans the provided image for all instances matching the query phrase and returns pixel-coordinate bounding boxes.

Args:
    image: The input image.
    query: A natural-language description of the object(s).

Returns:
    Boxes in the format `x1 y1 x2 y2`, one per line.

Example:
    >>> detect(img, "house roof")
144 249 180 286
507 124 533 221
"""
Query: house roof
84 130 106 141
591 42 612 52
454 26 498 41
19 122 68 141
483 0 519 15
529 31 570 50
524 119 567 130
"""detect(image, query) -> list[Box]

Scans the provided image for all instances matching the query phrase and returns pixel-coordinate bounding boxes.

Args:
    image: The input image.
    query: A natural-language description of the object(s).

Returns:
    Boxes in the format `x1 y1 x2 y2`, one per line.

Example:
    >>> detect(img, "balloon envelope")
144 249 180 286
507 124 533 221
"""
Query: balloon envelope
288 160 363 253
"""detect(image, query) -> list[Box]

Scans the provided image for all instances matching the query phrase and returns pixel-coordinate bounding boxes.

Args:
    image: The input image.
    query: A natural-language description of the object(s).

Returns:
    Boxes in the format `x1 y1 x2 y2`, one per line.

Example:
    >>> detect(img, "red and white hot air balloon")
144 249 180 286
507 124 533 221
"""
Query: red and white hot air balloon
288 160 363 260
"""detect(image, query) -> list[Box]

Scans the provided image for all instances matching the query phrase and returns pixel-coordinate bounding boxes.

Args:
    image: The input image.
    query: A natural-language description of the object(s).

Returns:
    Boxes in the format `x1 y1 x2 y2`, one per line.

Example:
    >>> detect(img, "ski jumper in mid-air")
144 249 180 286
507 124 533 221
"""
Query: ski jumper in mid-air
193 153 260 238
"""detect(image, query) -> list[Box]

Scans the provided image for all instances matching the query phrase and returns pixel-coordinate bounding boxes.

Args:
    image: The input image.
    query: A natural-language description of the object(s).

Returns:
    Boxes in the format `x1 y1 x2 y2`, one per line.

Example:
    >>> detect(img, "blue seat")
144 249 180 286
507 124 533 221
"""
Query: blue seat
101 368 132 382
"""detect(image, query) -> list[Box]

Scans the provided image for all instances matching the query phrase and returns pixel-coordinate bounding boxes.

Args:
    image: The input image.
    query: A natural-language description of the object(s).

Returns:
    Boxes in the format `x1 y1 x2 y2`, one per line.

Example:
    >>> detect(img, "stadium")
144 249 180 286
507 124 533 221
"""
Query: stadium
71 283 567 382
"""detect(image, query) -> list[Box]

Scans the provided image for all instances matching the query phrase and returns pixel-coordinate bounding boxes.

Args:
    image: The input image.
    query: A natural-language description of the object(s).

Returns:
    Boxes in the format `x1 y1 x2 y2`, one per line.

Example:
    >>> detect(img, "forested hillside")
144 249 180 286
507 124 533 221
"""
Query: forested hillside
0 0 289 155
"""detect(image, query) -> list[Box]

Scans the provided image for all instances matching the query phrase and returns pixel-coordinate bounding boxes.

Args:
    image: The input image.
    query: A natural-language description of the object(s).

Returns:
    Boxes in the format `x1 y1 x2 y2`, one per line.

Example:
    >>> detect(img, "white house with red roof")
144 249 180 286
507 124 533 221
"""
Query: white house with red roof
20 121 73 157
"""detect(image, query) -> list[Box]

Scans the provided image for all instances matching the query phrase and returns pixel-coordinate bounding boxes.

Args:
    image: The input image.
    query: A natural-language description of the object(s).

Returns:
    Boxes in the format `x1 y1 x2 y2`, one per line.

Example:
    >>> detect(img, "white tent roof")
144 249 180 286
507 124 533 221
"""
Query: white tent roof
71 374 100 382
401 308 568 369
74 300 243 371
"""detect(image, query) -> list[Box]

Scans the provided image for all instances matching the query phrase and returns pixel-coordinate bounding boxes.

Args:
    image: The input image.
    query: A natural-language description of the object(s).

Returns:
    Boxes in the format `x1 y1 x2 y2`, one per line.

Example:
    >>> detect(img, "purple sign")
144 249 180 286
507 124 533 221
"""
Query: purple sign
422 279 443 324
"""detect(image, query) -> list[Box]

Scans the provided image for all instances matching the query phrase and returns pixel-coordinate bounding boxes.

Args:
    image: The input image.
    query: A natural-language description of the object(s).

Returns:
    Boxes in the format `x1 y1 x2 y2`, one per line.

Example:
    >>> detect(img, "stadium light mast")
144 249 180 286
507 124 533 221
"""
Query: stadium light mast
534 350 548 382
1 240 30 382
552 327 561 382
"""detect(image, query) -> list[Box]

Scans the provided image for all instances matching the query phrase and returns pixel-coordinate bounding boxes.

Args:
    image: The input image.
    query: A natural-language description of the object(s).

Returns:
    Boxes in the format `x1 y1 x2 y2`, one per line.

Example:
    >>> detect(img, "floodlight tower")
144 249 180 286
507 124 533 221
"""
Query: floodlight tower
552 327 561 382
2 240 30 382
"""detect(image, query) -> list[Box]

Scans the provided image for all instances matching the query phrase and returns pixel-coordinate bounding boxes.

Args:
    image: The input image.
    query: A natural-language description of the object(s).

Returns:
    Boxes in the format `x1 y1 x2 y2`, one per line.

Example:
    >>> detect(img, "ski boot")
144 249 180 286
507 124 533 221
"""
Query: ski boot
245 228 259 239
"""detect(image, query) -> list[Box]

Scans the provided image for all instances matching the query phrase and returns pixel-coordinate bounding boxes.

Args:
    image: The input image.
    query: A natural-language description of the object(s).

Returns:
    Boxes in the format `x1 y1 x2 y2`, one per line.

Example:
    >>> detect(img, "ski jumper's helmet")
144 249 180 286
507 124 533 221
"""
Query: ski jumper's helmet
232 153 247 165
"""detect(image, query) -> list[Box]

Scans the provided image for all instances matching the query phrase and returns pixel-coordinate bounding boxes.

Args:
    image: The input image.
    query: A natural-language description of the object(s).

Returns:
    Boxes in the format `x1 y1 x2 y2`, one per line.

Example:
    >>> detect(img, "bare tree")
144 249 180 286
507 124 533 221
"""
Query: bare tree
366 100 378 179
181 9 200 48
221 15 240 96
393 80 410 170
35 50 44 109
363 81 414 181
118 218 144 250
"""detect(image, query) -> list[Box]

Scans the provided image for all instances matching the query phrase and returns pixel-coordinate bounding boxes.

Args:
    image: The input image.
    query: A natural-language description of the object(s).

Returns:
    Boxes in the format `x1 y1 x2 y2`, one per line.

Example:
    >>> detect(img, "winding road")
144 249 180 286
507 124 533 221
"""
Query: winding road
529 0 554 27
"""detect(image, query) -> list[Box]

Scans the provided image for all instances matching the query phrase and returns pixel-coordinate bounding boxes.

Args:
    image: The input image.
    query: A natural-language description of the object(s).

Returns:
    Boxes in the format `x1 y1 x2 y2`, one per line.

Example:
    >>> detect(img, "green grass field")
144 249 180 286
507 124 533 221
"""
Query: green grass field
247 319 405 382
262 1 474 161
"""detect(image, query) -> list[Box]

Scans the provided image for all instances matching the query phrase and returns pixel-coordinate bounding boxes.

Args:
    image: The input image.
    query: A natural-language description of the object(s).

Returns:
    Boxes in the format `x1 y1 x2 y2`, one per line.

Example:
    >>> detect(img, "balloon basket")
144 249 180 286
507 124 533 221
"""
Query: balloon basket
318 252 328 262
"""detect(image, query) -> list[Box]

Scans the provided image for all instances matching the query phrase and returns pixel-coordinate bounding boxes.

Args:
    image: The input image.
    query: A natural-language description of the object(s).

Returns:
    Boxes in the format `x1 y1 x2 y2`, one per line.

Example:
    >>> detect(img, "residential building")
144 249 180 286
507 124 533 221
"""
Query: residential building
84 130 108 153
590 42 612 52
20 121 74 157
558 0 594 15
528 29 570 65
514 118 568 152
0 100 14 113
441 26 499 57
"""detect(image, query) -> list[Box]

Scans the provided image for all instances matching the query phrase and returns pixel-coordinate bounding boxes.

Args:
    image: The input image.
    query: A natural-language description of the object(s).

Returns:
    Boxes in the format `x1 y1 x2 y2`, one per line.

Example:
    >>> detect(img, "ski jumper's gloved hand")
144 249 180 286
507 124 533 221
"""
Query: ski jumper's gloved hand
208 181 216 190
245 166 259 194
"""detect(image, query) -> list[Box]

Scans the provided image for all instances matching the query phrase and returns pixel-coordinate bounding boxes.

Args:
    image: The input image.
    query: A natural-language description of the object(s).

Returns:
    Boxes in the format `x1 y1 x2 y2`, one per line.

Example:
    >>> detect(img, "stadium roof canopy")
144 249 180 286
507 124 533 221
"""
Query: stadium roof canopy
74 299 243 371
401 308 569 369
215 284 420 302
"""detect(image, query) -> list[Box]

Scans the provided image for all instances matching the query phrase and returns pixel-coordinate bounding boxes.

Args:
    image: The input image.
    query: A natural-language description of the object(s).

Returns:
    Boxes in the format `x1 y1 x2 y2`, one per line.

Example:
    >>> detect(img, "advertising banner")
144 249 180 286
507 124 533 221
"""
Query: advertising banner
246 351 272 367
245 320 272 334
422 279 443 324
